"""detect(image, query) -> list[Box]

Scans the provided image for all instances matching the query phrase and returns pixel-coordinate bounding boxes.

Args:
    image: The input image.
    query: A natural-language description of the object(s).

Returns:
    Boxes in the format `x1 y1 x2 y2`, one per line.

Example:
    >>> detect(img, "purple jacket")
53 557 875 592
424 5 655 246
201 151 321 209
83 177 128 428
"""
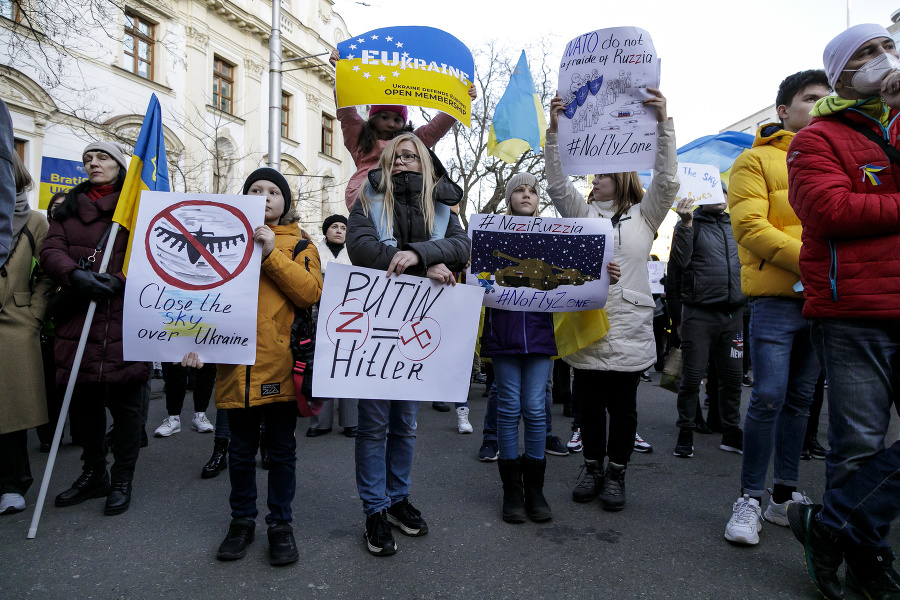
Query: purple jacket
480 308 557 357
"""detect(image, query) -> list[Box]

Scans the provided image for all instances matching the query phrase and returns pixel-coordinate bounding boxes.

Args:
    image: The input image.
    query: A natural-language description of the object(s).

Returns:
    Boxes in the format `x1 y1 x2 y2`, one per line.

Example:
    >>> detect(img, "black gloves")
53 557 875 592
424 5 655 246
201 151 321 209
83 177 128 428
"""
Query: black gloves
69 268 120 301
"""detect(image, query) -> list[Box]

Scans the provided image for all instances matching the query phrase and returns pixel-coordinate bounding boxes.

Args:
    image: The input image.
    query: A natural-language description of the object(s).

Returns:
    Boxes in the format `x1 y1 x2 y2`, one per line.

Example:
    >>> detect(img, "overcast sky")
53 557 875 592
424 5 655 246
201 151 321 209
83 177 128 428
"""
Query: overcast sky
331 0 899 144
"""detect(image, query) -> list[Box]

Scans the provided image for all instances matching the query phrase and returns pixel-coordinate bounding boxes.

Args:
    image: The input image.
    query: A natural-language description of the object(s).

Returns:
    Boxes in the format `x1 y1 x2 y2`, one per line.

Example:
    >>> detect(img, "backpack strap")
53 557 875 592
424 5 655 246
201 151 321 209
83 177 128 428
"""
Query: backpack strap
21 225 36 254
840 114 900 166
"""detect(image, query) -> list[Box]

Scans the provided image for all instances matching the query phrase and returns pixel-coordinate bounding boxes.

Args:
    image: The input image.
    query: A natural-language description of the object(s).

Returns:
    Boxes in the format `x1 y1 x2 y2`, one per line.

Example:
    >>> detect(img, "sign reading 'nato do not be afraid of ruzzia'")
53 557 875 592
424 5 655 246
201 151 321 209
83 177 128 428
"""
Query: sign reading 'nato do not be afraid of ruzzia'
557 27 660 176
335 26 474 127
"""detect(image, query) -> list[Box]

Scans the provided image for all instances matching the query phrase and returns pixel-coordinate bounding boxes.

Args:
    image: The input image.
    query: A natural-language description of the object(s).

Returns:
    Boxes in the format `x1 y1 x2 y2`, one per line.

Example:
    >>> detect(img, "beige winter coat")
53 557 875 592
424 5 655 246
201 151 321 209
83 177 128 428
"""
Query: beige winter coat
0 211 53 434
544 119 679 372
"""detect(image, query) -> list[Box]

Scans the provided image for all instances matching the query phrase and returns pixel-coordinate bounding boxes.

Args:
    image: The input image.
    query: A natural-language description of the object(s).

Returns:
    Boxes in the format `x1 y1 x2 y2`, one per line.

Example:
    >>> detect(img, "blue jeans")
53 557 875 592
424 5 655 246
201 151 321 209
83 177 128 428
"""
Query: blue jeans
482 363 553 443
227 402 297 524
740 298 819 496
819 439 900 550
493 355 552 460
214 408 230 439
810 318 900 490
355 399 419 516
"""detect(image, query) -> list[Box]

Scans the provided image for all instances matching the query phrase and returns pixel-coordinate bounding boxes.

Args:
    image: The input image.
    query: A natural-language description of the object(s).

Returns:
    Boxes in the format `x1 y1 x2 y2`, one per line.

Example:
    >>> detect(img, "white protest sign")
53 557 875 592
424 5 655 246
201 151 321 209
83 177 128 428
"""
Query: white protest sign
557 27 659 175
648 261 665 294
312 263 483 402
466 214 614 312
122 191 265 364
674 163 724 206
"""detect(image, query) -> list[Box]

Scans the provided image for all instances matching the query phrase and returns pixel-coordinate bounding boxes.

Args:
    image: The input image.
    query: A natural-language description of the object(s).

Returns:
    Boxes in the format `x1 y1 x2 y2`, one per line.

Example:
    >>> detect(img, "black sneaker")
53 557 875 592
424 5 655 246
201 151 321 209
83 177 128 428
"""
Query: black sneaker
386 498 428 536
216 518 256 561
805 437 827 460
673 428 693 458
787 503 843 600
267 522 299 566
364 510 397 556
640 370 652 382
600 463 626 512
720 429 744 454
845 550 900 600
742 375 753 387
800 446 812 461
545 435 570 456
479 441 499 462
572 459 603 503
431 402 451 412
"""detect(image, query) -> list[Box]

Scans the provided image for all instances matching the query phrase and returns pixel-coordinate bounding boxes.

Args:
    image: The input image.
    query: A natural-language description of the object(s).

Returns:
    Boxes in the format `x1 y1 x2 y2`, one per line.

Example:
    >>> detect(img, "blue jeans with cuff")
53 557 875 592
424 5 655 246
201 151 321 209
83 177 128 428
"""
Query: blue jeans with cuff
493 355 552 460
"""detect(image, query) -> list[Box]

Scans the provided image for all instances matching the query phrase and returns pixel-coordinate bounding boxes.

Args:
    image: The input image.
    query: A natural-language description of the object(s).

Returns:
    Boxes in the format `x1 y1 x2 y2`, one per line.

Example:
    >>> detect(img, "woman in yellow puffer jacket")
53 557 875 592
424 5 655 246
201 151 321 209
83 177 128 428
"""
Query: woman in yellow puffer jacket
183 168 322 567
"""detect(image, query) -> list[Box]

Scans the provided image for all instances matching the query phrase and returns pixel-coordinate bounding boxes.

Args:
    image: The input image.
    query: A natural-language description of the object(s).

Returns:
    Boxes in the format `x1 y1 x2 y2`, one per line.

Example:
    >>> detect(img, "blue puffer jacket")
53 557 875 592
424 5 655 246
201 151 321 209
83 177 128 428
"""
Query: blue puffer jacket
480 308 557 357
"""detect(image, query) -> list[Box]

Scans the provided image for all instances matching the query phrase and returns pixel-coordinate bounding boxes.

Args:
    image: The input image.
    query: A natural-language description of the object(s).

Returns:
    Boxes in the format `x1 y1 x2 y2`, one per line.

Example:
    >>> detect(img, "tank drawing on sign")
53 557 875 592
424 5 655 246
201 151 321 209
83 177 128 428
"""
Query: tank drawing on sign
492 250 594 291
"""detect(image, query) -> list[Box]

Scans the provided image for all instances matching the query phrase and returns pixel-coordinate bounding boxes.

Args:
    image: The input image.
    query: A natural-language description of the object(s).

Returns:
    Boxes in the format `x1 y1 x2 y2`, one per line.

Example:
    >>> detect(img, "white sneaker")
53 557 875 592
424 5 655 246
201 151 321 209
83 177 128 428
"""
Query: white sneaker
634 432 652 453
725 494 763 545
0 493 25 515
154 415 181 437
191 412 214 433
567 428 583 452
764 490 812 526
456 407 473 434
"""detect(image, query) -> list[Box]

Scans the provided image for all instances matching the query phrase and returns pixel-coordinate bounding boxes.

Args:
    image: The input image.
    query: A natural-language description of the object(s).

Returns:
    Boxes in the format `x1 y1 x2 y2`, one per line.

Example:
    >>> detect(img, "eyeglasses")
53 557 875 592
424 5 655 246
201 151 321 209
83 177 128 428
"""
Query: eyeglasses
393 153 420 164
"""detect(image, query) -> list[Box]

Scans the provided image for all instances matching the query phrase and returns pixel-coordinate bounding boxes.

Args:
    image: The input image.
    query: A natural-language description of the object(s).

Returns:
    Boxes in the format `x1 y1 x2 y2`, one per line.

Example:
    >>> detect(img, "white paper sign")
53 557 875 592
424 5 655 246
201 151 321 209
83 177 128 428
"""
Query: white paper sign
557 27 660 175
122 191 265 364
648 261 665 294
466 214 614 312
674 163 724 206
312 263 483 402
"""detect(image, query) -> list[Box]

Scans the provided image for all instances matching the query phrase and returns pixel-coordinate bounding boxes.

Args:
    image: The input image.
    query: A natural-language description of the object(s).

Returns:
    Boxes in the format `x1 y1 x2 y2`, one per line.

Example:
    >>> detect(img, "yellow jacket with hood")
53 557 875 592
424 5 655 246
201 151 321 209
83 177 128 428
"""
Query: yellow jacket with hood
727 123 804 299
215 223 323 409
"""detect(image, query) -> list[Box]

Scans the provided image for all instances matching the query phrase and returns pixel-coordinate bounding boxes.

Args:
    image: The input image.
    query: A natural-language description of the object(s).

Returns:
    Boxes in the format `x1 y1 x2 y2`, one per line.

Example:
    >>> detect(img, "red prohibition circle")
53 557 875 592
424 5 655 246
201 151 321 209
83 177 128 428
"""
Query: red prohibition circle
325 298 370 351
397 317 441 362
145 200 255 291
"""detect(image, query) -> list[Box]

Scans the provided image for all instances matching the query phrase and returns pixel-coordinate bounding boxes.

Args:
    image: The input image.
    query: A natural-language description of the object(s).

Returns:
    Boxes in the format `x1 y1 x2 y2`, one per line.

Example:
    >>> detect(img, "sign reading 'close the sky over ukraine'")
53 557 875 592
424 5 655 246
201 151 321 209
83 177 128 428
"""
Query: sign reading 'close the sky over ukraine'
557 27 660 175
336 26 474 126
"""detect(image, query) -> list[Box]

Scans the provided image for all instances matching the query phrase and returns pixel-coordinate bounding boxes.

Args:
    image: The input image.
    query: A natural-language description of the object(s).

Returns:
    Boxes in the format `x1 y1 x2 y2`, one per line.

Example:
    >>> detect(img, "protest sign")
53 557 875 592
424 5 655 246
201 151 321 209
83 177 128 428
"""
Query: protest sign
335 26 474 127
673 163 724 206
556 27 659 175
312 263 482 402
466 214 613 312
648 261 665 294
39 157 88 209
122 192 265 364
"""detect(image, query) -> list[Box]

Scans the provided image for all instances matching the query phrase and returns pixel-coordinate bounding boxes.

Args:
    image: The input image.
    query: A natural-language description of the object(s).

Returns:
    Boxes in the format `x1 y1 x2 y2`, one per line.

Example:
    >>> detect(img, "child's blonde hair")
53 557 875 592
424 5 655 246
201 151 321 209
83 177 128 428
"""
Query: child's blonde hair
359 133 438 235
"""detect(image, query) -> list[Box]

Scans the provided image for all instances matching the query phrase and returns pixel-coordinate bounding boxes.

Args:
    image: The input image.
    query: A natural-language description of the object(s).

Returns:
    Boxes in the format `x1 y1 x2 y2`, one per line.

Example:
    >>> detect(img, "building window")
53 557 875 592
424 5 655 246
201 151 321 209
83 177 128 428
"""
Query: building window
0 0 23 22
281 92 291 138
124 13 155 80
322 114 334 157
213 57 235 115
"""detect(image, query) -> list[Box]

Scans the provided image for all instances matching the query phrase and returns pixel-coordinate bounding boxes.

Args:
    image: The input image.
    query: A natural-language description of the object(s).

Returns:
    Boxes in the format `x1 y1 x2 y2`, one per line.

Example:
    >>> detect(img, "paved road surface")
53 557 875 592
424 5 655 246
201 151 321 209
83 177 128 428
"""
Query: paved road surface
2 373 898 599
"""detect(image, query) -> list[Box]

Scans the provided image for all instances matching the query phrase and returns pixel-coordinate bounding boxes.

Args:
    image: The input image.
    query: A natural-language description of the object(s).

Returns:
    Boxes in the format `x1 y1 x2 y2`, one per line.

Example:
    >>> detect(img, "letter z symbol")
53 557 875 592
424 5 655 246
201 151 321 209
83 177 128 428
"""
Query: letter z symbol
336 311 363 333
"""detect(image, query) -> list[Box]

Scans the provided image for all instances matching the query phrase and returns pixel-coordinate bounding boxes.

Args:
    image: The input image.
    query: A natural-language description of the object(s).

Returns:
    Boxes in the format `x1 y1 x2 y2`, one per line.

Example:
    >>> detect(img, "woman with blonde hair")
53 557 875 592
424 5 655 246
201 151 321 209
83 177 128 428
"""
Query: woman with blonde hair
346 132 470 556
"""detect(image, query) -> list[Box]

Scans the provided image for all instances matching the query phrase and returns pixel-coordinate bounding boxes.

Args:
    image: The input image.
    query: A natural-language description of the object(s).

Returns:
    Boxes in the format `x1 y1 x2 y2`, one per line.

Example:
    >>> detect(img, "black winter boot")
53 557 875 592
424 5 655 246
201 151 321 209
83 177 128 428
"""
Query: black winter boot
600 462 627 512
521 455 552 523
497 458 526 523
572 459 604 503
202 437 228 479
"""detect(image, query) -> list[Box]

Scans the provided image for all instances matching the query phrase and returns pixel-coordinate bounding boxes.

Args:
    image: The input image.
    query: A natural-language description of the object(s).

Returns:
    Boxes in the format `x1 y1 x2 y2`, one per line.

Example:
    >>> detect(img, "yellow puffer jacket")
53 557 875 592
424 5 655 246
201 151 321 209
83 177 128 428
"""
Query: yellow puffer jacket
215 223 323 409
727 123 804 299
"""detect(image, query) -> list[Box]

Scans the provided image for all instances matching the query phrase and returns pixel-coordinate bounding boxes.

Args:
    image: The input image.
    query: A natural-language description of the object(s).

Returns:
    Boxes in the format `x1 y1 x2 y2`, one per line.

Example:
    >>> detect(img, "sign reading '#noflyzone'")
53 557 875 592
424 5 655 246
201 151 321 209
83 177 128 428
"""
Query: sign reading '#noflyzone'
335 26 475 126
557 26 659 175
466 214 614 312
122 192 265 365
312 263 482 402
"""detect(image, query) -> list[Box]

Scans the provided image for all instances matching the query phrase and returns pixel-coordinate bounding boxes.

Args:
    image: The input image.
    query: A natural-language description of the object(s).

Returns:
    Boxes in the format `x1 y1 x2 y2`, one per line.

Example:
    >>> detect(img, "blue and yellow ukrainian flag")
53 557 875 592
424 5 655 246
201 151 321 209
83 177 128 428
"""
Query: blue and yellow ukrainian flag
336 26 474 126
113 93 170 276
487 51 547 164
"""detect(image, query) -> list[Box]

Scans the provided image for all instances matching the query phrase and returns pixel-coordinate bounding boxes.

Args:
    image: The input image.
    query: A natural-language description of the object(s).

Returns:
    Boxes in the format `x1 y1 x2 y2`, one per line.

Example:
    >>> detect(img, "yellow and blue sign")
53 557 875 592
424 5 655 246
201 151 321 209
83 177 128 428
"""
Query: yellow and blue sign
39 157 88 209
336 26 474 127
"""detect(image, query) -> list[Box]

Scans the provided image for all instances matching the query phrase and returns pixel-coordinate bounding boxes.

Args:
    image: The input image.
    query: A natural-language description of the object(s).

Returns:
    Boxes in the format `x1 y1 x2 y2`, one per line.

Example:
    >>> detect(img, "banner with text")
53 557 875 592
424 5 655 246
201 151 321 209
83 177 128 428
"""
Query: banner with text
39 157 89 209
122 191 265 364
312 263 482 402
673 163 724 206
466 214 613 312
336 26 474 127
556 27 659 175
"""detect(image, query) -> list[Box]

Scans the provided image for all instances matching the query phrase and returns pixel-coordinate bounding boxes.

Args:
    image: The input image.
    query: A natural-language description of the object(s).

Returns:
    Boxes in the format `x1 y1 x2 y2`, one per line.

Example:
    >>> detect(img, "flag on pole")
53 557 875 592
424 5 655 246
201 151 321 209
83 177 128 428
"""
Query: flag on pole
487 51 547 164
114 93 170 275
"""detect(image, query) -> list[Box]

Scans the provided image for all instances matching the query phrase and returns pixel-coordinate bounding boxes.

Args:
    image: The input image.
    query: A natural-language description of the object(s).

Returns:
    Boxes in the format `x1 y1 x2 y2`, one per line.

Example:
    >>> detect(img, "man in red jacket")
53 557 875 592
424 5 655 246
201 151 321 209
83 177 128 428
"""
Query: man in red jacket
786 23 900 600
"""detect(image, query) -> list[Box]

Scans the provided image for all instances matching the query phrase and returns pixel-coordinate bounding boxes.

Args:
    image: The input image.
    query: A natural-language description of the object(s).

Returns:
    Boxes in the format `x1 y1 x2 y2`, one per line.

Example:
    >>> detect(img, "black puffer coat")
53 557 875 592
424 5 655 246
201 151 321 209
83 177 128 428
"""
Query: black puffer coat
346 168 470 276
668 208 744 310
